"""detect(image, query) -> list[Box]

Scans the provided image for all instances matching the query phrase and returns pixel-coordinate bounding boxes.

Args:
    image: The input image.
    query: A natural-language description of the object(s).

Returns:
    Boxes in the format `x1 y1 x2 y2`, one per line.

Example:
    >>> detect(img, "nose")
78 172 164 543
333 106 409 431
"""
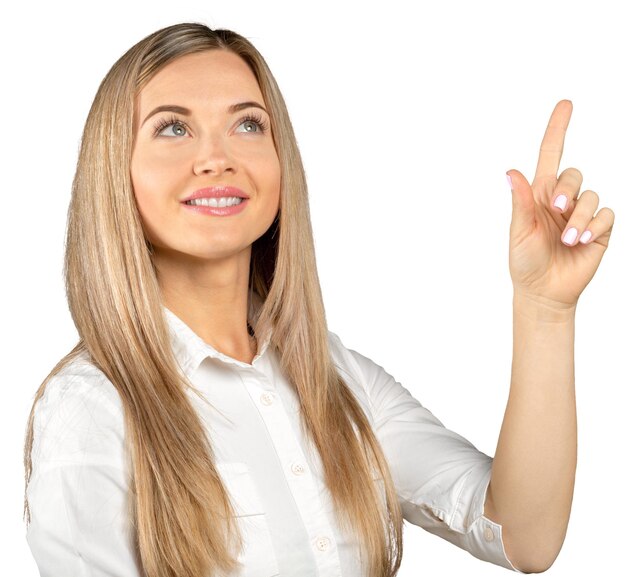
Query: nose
192 134 237 176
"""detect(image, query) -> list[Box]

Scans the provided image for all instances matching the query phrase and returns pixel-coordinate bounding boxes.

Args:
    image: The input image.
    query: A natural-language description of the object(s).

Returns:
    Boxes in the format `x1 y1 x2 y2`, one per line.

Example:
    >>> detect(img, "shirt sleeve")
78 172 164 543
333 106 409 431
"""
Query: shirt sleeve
25 364 142 577
329 334 525 573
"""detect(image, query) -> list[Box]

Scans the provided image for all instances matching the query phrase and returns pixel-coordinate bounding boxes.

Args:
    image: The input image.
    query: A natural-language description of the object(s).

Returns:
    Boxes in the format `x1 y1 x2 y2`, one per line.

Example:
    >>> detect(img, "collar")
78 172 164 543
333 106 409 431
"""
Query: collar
163 292 272 377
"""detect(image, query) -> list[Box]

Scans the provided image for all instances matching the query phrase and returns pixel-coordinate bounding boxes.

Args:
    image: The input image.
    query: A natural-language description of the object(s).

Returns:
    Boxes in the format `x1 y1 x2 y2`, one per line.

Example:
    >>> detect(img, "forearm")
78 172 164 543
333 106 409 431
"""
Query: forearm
485 292 577 573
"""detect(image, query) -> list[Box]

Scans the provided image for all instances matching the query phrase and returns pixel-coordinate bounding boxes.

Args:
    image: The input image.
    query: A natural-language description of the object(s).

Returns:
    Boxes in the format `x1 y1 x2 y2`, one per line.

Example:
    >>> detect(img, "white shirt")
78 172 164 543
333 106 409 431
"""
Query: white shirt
26 308 522 576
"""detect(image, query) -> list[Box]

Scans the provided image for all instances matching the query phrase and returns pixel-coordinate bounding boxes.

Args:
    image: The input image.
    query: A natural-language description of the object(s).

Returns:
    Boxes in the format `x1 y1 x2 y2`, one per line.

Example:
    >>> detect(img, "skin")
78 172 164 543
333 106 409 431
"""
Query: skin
484 100 615 572
131 50 281 364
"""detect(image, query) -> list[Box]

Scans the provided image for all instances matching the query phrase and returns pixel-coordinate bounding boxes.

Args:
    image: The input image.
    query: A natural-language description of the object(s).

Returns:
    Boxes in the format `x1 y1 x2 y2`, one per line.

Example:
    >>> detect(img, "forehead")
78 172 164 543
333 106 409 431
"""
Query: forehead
137 50 264 111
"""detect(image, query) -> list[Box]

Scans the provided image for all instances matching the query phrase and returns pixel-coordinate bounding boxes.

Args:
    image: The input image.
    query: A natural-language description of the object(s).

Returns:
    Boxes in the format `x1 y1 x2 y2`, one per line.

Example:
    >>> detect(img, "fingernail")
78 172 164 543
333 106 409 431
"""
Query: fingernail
579 230 592 244
563 227 578 245
553 195 568 211
506 174 513 190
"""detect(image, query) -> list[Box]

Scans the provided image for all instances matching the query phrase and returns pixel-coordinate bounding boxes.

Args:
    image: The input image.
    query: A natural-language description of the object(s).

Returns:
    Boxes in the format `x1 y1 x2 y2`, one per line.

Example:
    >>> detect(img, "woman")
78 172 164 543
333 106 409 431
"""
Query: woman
23 22 615 577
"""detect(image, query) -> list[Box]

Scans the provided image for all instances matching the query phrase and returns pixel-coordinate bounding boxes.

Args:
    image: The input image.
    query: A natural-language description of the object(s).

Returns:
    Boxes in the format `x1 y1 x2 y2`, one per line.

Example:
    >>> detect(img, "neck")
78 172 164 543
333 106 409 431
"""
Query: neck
154 247 257 364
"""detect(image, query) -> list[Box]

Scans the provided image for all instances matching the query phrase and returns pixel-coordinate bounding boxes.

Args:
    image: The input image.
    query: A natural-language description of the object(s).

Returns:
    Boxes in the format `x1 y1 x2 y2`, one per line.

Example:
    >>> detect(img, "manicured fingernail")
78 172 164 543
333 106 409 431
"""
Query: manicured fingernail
506 174 513 190
563 227 578 245
554 195 568 211
579 230 592 244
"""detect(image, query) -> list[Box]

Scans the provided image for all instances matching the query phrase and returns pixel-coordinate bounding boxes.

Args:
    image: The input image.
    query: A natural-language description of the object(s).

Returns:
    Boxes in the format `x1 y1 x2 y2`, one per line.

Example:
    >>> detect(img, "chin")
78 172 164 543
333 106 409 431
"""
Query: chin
183 241 253 262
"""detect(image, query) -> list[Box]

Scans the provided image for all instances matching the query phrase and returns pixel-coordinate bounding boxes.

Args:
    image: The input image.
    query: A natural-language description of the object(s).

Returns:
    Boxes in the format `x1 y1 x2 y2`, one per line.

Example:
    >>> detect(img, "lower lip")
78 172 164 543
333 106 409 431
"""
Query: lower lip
181 198 248 216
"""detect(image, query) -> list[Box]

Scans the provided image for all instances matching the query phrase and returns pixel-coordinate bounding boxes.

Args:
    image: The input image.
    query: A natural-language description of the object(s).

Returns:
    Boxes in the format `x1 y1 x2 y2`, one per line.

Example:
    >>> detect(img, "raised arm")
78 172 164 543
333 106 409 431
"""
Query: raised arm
483 100 615 573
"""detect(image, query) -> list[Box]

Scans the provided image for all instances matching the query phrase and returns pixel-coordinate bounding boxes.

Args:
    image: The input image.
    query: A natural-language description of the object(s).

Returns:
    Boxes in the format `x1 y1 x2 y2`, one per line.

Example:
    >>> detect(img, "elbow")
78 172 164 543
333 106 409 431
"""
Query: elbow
503 530 565 573
514 559 555 574
510 548 562 574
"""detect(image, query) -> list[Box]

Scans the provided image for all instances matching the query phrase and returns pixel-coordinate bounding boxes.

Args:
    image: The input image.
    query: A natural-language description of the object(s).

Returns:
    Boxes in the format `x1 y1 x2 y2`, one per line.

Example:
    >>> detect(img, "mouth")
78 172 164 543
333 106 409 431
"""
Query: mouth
183 197 244 207
181 186 249 206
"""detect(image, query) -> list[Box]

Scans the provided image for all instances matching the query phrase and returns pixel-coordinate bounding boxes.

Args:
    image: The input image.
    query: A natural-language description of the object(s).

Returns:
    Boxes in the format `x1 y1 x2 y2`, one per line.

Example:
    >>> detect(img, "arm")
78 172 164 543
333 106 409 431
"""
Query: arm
486 100 614 573
484 293 576 573
25 367 141 577
329 333 523 572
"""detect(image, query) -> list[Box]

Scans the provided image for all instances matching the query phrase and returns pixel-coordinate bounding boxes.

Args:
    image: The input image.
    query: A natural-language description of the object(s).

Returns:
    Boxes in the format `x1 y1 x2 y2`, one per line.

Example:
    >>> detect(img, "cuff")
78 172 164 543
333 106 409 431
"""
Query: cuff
466 514 524 572
464 467 525 573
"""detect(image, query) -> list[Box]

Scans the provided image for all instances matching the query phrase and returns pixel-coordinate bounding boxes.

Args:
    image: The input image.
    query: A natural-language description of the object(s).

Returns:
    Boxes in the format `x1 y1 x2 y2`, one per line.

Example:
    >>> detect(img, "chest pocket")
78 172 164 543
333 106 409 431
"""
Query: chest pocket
217 462 280 577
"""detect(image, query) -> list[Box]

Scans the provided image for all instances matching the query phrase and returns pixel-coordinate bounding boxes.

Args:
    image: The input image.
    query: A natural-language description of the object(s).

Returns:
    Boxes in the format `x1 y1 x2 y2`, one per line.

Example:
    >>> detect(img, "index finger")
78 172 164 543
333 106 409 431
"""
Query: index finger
533 100 573 181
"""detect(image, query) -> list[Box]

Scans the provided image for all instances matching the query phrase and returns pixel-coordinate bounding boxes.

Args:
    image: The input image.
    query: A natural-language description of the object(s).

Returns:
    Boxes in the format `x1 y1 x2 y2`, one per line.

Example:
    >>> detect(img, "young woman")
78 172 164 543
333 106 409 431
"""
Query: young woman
23 22 615 577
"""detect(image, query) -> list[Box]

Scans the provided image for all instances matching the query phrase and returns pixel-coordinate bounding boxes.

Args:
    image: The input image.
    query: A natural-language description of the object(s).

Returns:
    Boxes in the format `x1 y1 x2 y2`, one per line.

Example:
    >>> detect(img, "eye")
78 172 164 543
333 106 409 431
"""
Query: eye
161 123 188 137
152 115 190 137
235 112 269 134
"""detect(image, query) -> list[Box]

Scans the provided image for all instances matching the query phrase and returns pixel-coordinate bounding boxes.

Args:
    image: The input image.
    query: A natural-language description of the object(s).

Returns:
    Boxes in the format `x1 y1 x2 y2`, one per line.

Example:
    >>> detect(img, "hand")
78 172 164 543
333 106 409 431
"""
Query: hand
507 100 615 310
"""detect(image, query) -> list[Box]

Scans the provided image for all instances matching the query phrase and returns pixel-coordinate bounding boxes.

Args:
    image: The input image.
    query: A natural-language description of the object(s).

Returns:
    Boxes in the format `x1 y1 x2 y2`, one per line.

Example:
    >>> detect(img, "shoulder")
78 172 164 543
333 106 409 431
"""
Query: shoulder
30 352 126 471
39 351 124 419
327 330 429 425
327 330 396 388
327 330 401 416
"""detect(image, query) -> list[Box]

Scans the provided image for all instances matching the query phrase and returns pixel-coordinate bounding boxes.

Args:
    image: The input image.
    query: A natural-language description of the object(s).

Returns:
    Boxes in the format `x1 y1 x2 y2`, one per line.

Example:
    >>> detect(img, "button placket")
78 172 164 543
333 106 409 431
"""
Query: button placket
240 369 342 576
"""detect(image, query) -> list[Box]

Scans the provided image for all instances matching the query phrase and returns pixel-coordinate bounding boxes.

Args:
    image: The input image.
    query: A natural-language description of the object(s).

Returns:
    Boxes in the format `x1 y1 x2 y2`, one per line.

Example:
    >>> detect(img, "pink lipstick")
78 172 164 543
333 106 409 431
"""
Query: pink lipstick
181 186 249 216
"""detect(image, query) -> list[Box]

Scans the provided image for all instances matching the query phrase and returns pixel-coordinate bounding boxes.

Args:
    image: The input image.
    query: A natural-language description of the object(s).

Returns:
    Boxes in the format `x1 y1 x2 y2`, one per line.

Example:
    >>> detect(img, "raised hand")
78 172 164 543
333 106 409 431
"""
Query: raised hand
506 100 615 310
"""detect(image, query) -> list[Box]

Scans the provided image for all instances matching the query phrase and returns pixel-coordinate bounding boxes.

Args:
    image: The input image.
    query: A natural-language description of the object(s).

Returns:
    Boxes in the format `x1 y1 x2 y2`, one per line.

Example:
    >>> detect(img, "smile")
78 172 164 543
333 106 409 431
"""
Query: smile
184 197 243 207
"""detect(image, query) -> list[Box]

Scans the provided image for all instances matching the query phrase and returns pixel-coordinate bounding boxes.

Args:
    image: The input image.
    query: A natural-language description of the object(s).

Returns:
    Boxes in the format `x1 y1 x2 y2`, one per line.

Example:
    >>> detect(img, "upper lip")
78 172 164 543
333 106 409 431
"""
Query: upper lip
181 186 249 202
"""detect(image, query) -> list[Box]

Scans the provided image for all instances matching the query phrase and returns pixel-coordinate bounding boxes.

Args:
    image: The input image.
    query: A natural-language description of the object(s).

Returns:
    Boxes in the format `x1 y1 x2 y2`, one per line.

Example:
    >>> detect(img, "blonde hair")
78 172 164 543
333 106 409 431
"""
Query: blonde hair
23 22 403 577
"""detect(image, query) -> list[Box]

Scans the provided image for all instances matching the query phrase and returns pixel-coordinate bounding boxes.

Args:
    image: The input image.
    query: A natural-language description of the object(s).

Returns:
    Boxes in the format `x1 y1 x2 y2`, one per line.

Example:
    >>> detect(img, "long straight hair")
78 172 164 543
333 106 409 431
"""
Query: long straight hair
23 22 403 577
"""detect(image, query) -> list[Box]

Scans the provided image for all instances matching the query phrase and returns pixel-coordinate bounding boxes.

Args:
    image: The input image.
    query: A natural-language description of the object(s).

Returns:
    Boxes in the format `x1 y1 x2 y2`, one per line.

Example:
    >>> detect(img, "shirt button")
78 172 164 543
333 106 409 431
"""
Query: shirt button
484 527 495 542
315 536 331 551
260 392 274 406
291 462 306 475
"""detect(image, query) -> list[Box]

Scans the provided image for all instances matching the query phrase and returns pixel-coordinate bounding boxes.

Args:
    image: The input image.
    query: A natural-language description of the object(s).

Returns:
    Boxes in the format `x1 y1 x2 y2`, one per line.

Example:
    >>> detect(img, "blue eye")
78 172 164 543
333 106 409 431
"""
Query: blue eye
236 112 269 134
238 120 261 133
161 123 187 136
152 116 189 137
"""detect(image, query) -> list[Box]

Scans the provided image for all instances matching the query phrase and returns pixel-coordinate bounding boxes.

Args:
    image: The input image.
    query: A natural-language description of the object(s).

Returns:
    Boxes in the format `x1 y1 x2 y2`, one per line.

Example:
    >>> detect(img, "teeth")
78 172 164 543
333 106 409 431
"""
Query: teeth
186 197 243 207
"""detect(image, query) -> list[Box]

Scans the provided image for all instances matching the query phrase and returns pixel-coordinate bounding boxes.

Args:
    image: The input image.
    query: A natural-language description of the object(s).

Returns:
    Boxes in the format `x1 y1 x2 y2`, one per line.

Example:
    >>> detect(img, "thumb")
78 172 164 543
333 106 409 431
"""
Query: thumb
506 169 536 238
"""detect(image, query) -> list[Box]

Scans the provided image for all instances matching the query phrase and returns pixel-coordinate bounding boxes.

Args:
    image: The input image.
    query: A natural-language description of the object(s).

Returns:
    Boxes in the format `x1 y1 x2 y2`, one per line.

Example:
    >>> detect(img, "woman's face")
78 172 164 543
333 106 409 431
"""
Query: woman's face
131 50 281 264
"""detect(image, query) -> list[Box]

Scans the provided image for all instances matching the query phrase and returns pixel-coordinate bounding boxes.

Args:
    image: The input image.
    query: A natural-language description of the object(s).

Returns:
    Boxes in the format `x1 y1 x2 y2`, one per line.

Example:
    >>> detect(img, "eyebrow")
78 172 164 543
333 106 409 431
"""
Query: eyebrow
140 101 268 128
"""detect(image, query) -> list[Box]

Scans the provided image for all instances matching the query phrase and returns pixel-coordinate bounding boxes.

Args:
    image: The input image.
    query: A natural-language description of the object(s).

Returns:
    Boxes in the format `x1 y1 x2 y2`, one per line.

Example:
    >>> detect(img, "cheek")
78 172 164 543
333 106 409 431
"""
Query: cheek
131 147 180 203
262 152 282 211
130 168 153 227
130 152 175 238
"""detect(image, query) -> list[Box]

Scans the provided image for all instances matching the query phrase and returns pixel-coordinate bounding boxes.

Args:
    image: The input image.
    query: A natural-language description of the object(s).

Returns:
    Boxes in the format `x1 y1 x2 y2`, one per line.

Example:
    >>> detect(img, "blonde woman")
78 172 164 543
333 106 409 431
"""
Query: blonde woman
23 22 615 577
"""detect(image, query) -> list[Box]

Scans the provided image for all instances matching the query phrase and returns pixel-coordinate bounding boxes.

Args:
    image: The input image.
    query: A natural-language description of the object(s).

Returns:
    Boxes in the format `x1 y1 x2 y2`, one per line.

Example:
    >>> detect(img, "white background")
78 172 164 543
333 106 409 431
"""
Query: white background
2 0 624 575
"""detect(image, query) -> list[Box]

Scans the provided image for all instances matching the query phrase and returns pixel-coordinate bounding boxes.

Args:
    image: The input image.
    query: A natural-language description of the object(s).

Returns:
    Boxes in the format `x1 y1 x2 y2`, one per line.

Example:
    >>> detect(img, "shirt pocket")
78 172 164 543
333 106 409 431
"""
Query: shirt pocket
217 462 280 577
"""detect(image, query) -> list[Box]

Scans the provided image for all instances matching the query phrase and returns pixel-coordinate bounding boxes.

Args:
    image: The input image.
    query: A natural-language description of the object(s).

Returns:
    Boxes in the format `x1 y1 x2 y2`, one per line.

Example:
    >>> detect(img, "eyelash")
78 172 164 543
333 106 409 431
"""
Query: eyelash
152 112 269 137
239 112 269 133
